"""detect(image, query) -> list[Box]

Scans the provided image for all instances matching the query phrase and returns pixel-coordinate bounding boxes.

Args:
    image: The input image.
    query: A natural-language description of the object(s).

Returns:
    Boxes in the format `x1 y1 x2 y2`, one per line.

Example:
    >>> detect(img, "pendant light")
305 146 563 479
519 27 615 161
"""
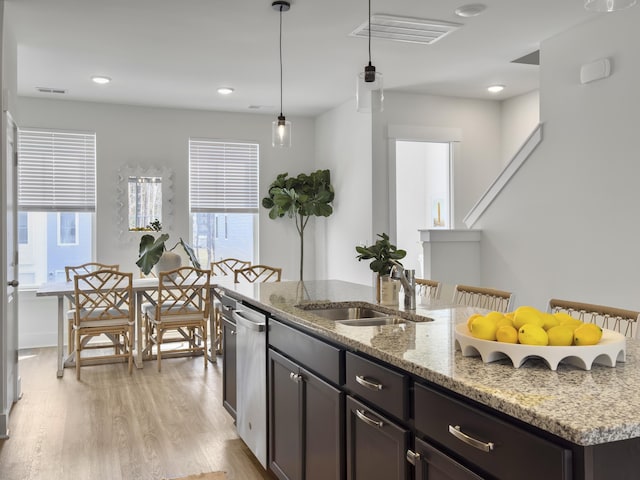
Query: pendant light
272 1 291 148
356 0 383 113
584 0 637 12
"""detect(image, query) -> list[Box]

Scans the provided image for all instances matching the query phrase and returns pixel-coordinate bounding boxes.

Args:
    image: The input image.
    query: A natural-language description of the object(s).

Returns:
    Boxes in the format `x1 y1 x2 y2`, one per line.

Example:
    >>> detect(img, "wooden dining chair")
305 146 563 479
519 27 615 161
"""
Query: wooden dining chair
210 258 251 355
548 298 640 338
211 258 251 276
416 278 441 302
234 264 282 283
65 262 120 354
73 269 134 380
143 266 211 372
453 284 514 313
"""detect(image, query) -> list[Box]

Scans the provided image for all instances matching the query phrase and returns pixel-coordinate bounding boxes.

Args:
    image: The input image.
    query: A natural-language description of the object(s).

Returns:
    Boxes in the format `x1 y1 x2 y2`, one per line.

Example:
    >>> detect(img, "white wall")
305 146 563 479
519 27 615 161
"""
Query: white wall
372 91 503 236
315 98 372 285
500 90 540 166
477 10 640 311
17 97 315 347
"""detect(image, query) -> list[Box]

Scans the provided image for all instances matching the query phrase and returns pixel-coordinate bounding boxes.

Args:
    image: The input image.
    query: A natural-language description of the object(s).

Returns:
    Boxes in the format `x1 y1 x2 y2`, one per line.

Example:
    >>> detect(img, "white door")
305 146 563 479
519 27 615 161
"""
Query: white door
1 111 20 438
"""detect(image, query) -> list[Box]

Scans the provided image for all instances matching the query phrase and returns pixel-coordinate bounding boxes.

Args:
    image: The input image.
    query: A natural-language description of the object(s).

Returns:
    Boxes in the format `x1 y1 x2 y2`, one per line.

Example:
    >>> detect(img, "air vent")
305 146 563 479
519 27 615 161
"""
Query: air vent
36 87 67 94
350 14 462 45
511 50 540 66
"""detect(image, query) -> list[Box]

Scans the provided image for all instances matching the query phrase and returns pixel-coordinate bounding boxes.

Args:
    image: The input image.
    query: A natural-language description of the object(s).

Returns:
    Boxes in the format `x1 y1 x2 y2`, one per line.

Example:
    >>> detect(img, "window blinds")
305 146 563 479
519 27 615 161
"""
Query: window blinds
18 129 97 212
189 139 259 213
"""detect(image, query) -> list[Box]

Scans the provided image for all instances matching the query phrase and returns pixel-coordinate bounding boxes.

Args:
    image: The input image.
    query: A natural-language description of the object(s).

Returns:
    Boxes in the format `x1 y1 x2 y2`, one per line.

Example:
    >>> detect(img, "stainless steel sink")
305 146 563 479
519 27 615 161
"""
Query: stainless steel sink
336 317 407 327
305 306 389 321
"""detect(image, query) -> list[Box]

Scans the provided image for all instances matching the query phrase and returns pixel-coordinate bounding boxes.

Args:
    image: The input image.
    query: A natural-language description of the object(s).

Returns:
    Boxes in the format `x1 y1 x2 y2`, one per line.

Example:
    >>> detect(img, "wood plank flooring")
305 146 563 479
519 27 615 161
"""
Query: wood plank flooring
0 348 274 480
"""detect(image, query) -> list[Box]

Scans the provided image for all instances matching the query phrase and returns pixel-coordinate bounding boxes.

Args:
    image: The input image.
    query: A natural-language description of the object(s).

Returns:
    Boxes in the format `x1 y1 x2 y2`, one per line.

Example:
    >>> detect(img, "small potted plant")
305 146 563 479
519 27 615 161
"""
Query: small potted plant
355 233 407 304
136 219 201 276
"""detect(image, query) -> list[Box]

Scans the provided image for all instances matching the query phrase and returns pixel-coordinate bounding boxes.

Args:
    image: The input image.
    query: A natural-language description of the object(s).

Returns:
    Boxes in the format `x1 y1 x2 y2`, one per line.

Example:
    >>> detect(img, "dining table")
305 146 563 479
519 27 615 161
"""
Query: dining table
36 275 236 377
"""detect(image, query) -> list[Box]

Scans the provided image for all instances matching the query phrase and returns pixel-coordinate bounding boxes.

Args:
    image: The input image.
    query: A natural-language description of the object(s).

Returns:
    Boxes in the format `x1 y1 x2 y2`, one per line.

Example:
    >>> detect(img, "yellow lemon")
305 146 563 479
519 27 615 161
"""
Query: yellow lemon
558 315 583 331
541 312 560 330
547 325 575 346
470 316 498 341
485 311 506 325
496 325 518 344
554 312 580 324
495 316 515 328
513 307 545 330
518 324 549 346
573 323 603 346
504 312 515 322
467 314 483 332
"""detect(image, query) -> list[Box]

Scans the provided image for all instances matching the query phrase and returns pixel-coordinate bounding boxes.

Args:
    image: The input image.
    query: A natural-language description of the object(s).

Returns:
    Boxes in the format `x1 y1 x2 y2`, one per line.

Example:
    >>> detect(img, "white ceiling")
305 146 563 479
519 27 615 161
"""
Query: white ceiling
7 0 598 117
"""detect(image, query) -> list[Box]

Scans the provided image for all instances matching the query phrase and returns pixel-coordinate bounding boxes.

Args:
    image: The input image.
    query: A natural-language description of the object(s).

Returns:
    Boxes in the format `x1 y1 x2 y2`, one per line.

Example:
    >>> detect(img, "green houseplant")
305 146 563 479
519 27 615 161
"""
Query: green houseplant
262 169 335 280
136 220 201 276
355 233 406 302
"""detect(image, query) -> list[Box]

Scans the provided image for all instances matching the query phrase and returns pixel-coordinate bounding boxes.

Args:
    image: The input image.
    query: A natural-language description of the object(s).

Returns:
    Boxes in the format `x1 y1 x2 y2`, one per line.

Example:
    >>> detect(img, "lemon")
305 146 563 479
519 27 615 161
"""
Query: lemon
547 325 575 346
513 307 545 329
518 324 549 346
558 315 583 331
554 312 579 324
485 311 506 324
573 323 603 346
496 325 518 344
470 316 498 341
467 314 483 332
495 316 515 328
541 312 560 330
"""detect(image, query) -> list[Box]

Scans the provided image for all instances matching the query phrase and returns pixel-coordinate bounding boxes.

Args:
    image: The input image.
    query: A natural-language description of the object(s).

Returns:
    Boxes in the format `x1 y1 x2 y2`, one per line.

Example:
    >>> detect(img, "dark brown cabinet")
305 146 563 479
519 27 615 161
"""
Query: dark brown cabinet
346 395 409 480
408 437 483 480
268 348 344 480
222 317 237 418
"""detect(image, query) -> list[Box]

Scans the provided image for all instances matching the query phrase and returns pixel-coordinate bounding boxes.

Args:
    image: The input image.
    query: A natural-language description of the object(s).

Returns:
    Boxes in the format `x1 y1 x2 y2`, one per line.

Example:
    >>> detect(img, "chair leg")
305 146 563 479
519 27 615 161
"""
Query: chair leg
157 328 162 372
203 324 208 369
75 329 81 380
127 328 133 375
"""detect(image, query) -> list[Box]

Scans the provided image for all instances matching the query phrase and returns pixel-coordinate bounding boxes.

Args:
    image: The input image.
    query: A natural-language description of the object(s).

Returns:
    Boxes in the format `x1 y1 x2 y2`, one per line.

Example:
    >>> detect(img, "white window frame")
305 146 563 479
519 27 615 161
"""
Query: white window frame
57 212 79 246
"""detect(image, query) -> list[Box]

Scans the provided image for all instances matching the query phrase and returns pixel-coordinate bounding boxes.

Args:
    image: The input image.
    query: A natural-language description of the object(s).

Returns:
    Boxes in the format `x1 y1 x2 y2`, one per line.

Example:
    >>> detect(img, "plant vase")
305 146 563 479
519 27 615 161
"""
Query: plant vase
378 274 399 306
154 250 182 277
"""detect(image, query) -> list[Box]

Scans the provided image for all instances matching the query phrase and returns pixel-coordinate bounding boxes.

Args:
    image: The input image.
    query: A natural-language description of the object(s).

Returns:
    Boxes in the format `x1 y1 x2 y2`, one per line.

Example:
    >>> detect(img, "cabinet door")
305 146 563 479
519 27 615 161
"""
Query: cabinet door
346 396 409 480
269 349 303 480
304 365 344 480
222 317 237 418
412 437 483 480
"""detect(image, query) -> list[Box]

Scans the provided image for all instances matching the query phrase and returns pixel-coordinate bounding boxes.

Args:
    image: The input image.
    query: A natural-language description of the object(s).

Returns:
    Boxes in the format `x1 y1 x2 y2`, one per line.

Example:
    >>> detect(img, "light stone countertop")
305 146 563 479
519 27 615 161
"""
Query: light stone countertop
215 279 640 447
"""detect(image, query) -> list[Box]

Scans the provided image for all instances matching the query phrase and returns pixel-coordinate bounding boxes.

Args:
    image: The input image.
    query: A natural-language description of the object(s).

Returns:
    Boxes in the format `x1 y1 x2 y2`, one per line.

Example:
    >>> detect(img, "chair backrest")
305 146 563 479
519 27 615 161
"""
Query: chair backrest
548 298 640 338
73 270 133 325
453 284 514 313
156 266 211 321
211 258 251 276
234 264 282 283
66 262 119 281
416 278 441 301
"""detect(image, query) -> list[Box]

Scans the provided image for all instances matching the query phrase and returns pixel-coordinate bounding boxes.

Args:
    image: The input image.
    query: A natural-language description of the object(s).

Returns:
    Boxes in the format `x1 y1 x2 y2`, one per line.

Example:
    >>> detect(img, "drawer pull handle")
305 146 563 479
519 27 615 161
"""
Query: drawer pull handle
289 372 302 383
230 330 236 336
355 408 384 428
448 425 494 452
406 449 421 465
355 375 383 391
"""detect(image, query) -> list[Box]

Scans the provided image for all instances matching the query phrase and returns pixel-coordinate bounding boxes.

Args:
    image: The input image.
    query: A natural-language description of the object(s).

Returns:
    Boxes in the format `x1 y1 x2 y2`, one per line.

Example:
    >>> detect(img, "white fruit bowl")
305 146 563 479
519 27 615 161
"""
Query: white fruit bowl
454 323 626 371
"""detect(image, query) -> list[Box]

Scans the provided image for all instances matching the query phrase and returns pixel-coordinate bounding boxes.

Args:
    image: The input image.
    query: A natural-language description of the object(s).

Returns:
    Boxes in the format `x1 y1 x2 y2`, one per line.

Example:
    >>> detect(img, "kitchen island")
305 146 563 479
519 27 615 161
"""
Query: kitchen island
216 279 640 479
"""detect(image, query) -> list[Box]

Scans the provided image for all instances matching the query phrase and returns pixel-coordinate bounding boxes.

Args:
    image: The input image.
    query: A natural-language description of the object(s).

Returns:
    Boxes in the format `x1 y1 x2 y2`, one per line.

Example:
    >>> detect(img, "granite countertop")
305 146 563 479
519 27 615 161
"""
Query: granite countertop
215 279 640 447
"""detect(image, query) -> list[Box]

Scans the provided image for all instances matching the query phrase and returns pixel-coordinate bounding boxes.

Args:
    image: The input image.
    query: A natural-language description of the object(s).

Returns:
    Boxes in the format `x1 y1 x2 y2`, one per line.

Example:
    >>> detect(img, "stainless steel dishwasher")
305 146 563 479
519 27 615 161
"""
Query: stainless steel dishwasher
234 301 268 468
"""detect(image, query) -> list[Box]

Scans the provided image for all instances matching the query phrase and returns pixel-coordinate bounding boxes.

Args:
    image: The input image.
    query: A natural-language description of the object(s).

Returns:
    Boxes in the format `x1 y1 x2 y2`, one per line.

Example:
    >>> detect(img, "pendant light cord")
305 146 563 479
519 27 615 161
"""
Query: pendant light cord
279 5 284 117
368 0 372 66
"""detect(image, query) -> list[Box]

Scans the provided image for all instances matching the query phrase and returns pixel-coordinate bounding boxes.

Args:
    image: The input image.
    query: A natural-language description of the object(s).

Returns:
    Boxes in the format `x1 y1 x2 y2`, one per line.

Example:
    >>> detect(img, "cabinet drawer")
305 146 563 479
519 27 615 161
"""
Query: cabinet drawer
345 351 408 421
269 318 343 385
414 383 572 480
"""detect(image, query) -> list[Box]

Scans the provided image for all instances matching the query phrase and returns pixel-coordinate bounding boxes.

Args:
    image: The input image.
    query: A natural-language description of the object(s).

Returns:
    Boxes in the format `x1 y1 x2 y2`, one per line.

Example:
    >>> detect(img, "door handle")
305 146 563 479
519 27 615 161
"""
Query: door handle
8 280 19 288
448 425 494 452
355 408 384 428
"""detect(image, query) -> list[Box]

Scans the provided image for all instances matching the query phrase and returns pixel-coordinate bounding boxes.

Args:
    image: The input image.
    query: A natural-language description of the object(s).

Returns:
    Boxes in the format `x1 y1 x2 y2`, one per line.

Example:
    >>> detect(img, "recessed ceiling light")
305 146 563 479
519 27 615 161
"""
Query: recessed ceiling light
487 85 505 93
454 3 487 18
217 87 234 95
91 76 111 85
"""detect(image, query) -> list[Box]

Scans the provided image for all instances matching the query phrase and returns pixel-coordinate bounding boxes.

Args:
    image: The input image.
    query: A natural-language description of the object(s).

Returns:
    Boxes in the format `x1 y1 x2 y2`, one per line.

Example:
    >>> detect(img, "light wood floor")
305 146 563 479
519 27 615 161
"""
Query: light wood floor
0 348 274 480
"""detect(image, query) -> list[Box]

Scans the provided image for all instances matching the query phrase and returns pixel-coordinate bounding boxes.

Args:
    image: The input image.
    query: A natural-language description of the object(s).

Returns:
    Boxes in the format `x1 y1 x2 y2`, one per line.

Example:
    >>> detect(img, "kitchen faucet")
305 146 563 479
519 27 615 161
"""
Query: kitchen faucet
390 262 416 310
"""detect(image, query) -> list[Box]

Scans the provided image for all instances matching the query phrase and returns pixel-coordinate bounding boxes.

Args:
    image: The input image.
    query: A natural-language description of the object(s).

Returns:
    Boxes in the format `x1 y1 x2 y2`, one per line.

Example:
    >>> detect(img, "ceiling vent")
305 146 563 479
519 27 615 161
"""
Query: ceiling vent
36 87 67 94
350 14 462 45
511 50 540 66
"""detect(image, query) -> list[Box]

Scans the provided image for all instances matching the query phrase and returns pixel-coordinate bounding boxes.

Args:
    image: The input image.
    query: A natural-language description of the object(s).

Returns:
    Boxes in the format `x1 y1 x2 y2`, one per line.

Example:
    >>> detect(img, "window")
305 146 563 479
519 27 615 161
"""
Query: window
189 139 259 265
17 129 96 287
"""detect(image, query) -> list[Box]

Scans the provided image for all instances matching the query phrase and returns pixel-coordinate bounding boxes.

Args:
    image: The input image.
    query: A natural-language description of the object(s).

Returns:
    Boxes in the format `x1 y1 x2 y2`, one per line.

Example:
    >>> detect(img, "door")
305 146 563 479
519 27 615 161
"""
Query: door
411 437 484 480
1 111 20 438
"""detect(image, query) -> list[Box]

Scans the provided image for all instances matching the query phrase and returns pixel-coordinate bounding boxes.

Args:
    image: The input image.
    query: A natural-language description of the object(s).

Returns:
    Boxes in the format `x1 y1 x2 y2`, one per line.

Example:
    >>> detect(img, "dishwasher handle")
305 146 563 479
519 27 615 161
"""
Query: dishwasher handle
233 309 266 332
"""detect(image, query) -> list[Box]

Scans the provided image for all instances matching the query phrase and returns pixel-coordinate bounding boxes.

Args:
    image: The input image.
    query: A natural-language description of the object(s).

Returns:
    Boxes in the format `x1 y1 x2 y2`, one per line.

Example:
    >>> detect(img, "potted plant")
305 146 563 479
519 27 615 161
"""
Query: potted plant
355 233 407 303
262 169 335 280
136 219 201 276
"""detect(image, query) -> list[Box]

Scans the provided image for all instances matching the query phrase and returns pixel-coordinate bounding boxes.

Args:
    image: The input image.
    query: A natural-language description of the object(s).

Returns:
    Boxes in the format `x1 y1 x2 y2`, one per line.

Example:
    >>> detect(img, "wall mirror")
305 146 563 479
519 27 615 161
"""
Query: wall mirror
117 164 173 241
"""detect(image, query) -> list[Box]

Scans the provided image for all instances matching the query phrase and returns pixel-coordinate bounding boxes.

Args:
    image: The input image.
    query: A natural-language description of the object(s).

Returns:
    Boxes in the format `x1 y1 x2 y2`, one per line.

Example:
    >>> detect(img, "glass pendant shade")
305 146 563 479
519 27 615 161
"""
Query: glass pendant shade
584 0 637 11
356 66 384 113
272 115 291 148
